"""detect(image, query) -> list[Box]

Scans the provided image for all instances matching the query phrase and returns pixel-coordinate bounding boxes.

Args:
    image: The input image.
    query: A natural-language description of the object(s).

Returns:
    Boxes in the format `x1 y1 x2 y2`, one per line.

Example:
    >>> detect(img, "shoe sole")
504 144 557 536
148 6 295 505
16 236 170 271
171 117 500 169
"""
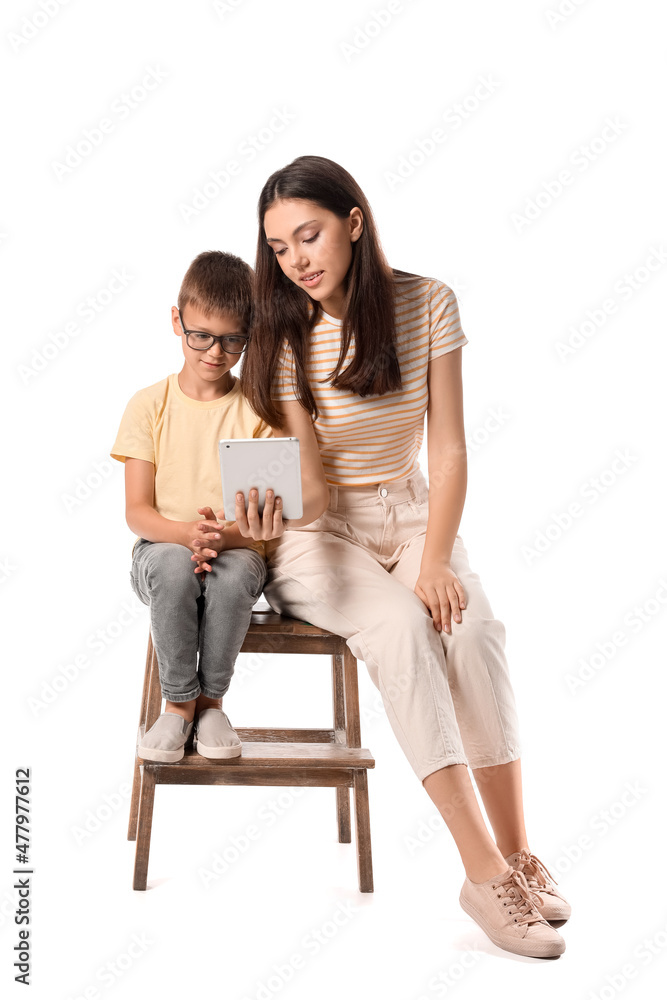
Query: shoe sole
138 744 185 763
459 893 565 959
195 739 242 759
537 900 571 927
533 891 571 927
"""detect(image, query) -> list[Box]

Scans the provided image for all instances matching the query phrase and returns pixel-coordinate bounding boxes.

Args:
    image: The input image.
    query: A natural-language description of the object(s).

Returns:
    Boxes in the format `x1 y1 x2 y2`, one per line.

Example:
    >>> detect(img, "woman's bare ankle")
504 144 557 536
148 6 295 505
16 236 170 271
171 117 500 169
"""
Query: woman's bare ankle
465 851 511 884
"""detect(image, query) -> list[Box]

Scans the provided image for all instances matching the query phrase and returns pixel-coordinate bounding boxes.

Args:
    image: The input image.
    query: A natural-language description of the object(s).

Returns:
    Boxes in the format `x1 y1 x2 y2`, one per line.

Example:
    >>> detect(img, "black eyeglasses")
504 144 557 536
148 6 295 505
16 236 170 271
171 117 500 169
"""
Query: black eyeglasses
178 309 250 355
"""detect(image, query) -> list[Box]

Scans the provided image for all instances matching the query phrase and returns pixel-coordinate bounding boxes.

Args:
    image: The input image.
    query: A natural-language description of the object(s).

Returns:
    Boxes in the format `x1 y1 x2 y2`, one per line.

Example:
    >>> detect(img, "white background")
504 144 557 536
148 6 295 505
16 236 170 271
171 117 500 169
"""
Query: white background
3 1 666 997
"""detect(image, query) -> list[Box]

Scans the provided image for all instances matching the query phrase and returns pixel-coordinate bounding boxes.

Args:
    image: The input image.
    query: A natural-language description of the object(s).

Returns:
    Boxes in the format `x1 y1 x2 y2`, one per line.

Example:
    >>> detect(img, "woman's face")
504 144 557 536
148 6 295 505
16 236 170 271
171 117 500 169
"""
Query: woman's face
263 198 363 319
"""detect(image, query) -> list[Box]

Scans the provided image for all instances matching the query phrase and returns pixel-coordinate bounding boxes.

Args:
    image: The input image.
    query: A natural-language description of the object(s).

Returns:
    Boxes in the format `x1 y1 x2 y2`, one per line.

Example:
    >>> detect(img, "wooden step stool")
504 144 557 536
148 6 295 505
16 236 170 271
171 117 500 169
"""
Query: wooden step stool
127 604 375 892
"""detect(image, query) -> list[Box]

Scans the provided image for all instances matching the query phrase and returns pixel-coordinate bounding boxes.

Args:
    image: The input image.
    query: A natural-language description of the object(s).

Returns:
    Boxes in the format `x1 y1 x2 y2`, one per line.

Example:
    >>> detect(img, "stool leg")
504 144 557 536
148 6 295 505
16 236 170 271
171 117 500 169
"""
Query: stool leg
133 766 156 891
335 787 351 843
127 756 142 842
145 637 163 731
332 651 351 842
344 647 373 891
343 647 361 747
128 634 155 842
353 769 374 893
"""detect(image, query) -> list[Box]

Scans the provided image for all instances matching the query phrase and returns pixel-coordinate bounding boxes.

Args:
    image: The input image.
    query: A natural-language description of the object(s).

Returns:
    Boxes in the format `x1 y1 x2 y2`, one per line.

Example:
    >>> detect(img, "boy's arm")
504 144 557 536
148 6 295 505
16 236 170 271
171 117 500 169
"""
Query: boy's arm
125 458 216 550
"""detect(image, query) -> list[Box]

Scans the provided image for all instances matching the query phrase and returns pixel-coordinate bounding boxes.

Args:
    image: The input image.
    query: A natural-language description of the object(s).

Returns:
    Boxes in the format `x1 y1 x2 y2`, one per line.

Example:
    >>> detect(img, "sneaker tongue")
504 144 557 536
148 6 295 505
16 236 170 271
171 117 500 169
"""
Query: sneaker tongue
502 870 543 922
511 887 533 914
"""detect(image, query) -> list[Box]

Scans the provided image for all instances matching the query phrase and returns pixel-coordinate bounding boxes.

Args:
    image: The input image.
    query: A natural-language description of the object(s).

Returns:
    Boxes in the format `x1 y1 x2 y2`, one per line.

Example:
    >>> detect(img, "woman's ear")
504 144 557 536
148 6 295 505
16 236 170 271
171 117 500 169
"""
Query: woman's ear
349 206 364 243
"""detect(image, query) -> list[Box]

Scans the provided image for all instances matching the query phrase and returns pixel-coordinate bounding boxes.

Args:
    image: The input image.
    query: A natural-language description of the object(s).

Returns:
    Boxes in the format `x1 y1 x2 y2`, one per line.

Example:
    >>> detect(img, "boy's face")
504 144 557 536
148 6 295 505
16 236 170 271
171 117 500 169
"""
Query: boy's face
171 304 246 386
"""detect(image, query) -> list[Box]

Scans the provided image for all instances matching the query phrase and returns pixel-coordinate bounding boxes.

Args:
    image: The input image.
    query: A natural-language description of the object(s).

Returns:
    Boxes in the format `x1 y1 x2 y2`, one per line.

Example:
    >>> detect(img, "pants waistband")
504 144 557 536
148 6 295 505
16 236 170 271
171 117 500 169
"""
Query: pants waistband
327 469 428 510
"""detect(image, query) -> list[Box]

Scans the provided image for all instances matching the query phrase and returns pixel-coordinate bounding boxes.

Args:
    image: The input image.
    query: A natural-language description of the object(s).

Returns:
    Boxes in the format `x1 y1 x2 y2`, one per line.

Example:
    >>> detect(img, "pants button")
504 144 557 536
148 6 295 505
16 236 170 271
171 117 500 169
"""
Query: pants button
379 487 388 498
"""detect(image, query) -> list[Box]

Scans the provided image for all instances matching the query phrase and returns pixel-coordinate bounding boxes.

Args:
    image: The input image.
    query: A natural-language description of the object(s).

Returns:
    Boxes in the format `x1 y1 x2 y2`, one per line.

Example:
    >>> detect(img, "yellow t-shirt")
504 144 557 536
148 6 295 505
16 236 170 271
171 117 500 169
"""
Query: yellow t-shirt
111 373 272 556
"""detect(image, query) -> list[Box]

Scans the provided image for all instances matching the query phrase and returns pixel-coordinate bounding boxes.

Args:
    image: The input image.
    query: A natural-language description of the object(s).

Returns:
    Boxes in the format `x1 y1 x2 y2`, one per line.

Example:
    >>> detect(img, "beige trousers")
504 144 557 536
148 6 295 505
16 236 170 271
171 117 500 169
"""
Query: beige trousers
263 469 522 782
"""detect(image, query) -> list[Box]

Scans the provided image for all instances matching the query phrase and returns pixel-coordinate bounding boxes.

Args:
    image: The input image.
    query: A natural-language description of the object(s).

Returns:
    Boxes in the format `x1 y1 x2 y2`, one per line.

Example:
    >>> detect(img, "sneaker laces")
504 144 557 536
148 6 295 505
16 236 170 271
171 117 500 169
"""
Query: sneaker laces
513 849 559 897
491 868 545 926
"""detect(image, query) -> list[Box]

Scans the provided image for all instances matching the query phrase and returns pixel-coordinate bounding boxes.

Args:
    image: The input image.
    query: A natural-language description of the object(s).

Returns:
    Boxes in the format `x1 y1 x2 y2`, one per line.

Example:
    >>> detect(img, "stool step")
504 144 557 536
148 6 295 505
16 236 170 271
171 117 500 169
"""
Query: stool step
138 741 375 769
234 726 336 743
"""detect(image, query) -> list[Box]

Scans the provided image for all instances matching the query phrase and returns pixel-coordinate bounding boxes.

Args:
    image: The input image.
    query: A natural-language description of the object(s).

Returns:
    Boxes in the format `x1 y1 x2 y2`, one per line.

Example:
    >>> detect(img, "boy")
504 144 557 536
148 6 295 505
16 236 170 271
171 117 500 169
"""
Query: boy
111 251 283 762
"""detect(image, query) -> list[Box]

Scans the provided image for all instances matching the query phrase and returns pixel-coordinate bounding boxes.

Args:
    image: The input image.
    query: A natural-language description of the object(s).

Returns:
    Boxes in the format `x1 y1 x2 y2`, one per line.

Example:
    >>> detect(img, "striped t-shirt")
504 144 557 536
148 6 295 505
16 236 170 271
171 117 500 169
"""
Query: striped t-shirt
271 274 468 486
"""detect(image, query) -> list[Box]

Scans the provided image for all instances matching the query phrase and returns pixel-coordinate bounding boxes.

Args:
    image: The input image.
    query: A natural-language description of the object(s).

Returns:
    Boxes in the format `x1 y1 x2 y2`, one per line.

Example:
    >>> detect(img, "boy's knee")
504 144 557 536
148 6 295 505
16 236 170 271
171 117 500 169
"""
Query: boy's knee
205 552 265 607
142 543 198 588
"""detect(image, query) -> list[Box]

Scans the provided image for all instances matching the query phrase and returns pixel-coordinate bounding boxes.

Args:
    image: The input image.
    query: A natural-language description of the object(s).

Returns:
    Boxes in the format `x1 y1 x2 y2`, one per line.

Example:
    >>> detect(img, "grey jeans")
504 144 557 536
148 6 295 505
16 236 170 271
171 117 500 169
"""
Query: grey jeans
130 539 267 702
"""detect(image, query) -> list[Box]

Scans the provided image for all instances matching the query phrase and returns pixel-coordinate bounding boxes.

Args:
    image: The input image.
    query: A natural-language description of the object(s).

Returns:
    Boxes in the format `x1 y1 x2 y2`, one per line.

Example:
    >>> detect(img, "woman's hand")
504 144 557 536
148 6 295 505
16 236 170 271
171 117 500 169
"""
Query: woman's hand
414 558 467 633
228 488 285 541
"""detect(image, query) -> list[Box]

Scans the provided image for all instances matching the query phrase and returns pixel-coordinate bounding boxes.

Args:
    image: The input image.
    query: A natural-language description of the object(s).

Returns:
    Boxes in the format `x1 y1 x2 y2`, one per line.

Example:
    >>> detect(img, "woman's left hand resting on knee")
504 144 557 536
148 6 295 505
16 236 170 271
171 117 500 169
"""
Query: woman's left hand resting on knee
415 560 466 634
190 491 284 574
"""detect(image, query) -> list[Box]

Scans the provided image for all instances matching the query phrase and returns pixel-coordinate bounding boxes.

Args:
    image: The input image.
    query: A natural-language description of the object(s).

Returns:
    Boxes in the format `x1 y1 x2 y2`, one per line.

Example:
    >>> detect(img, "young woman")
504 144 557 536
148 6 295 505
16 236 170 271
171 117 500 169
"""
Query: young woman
239 155 571 960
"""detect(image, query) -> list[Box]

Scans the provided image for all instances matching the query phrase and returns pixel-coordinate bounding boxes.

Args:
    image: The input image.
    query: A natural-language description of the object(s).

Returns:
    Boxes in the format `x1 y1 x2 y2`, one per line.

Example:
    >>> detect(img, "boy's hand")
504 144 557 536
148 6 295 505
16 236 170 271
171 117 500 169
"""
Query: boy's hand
188 508 227 574
229 488 284 541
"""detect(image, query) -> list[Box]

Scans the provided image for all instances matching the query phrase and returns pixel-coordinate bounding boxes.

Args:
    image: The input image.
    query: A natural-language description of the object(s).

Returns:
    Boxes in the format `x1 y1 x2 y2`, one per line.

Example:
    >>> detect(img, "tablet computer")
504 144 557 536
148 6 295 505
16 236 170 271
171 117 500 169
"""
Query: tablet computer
219 437 303 521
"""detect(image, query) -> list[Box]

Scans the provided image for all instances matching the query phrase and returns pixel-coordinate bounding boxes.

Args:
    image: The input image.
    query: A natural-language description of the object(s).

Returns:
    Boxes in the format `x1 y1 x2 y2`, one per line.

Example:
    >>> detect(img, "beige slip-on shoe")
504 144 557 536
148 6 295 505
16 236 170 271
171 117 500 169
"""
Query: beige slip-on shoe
195 708 242 759
138 712 194 763
505 849 571 927
459 865 566 959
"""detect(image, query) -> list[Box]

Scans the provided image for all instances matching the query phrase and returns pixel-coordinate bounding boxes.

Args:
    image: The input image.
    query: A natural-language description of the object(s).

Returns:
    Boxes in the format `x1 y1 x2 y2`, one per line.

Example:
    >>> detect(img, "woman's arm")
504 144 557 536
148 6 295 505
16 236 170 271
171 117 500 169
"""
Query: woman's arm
415 347 468 631
424 347 468 560
272 400 330 527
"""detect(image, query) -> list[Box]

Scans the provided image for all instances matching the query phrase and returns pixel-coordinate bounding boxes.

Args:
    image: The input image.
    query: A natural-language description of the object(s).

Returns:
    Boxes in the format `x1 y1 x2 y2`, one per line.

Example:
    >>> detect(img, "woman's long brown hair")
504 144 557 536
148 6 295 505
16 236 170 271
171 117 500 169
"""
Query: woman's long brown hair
240 155 401 428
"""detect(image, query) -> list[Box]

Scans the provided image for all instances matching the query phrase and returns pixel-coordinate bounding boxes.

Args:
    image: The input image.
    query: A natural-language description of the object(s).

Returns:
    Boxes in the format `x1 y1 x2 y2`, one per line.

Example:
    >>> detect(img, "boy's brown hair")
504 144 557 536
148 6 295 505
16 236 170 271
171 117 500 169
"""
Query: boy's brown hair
178 251 254 332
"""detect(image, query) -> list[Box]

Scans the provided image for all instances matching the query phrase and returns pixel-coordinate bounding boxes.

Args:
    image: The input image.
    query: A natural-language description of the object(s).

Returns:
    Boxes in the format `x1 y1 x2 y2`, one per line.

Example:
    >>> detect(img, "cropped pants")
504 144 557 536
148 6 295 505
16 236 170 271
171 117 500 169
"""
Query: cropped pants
263 469 522 782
